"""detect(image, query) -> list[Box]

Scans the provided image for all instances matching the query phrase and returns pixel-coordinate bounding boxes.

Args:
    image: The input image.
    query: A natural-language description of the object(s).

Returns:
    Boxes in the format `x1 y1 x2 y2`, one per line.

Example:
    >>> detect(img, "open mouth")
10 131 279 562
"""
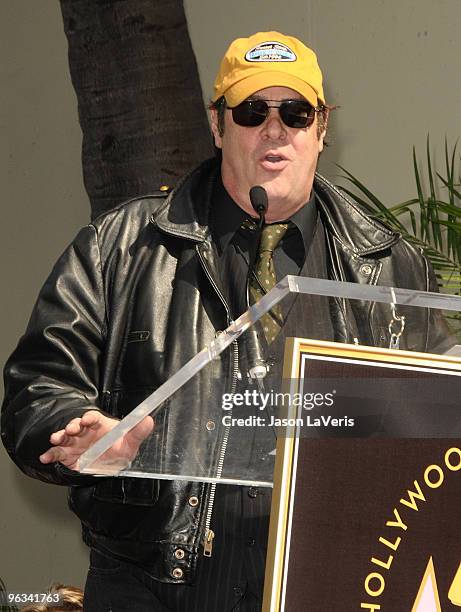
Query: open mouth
260 152 288 170
263 150 287 162
265 155 284 163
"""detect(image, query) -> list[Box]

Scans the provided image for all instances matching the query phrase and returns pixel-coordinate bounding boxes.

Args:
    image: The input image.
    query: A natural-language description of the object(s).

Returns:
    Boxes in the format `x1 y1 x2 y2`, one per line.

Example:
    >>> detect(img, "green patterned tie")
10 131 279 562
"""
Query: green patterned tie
248 223 289 343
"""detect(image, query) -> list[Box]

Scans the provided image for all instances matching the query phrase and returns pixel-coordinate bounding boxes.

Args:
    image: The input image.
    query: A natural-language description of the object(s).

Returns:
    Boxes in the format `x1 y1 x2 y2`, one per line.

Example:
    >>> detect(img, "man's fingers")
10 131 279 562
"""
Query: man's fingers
40 411 116 468
64 417 83 435
49 429 67 445
39 449 54 464
81 410 108 430
128 416 154 442
50 423 81 446
40 446 68 464
40 445 82 468
42 412 125 469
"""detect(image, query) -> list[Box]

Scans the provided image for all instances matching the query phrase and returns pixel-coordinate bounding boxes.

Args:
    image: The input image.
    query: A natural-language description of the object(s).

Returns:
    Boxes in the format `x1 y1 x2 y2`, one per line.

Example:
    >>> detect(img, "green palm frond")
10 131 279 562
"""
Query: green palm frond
338 138 461 298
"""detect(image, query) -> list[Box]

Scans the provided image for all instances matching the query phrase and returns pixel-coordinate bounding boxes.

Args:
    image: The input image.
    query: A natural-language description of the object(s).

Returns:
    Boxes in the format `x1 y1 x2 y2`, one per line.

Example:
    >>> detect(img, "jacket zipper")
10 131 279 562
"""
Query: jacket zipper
197 244 239 557
202 340 239 557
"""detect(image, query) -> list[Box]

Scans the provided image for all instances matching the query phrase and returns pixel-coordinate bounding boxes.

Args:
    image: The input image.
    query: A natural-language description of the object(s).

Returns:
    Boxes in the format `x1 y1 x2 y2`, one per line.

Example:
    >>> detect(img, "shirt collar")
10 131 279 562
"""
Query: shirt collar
211 173 317 255
211 174 250 254
286 190 317 257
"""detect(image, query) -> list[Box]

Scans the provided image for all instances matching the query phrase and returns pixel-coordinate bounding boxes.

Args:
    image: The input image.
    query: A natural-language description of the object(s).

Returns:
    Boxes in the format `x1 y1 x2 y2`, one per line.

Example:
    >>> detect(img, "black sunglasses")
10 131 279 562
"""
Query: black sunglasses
228 99 321 129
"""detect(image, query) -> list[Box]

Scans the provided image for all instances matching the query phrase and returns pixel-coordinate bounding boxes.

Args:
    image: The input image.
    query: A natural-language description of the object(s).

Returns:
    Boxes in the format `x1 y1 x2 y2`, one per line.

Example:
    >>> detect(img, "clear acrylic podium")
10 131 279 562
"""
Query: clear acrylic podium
77 276 461 488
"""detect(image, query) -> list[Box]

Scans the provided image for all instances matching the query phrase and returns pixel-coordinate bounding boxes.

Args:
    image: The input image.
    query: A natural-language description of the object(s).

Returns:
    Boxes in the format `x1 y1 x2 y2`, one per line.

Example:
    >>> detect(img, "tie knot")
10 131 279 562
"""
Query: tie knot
259 223 289 254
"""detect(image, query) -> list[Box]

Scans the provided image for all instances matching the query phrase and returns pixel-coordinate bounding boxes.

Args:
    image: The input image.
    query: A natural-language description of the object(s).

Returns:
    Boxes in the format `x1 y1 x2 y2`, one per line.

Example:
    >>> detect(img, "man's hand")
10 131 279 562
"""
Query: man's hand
39 410 154 471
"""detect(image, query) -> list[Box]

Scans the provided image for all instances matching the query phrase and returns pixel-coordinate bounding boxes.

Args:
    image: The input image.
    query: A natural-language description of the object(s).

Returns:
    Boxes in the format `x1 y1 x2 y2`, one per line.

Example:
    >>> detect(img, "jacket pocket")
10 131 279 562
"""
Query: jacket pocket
127 330 150 343
92 477 160 506
94 387 159 505
104 387 157 419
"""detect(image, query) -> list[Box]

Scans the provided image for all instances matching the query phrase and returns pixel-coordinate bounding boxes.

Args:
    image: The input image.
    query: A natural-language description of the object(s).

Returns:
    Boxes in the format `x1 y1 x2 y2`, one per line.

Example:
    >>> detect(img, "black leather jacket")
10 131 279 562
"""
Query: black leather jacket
1 158 448 583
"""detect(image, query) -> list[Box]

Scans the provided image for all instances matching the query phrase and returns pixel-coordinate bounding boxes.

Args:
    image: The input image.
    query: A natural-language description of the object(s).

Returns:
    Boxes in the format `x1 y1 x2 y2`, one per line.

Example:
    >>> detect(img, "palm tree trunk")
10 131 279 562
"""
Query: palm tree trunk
60 0 213 218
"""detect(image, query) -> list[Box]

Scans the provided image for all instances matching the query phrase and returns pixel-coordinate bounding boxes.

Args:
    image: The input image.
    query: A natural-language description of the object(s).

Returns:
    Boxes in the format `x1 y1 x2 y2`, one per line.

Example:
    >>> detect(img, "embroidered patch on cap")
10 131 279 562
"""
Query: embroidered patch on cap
245 41 297 62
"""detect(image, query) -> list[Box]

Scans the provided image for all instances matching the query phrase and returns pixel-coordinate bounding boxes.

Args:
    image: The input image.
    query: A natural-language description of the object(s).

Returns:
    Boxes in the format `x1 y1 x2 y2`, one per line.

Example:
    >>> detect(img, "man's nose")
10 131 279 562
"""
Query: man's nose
262 109 286 140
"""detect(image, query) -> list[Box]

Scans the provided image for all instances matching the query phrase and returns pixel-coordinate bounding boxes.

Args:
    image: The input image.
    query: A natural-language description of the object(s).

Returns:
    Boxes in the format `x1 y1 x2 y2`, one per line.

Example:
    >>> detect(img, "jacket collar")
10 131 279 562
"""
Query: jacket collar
151 158 400 256
313 173 400 255
152 158 218 243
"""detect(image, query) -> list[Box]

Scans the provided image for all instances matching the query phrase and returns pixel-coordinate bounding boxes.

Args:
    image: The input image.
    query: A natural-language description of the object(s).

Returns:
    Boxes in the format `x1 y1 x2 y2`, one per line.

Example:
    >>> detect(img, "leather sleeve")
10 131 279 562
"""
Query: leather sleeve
1 223 107 485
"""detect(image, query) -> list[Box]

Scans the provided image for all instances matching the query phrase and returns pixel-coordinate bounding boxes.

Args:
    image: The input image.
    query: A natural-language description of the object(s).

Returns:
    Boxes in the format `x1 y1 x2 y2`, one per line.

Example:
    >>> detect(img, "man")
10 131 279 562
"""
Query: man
1 31 447 611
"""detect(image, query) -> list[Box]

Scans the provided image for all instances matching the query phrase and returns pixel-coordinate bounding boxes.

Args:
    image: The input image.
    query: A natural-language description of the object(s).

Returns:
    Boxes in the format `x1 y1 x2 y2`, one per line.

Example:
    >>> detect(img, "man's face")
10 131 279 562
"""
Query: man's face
211 86 326 222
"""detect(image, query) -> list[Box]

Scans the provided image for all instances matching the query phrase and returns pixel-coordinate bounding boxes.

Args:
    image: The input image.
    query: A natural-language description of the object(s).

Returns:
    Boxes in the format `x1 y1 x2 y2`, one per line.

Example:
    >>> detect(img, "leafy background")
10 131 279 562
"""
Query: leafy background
340 138 461 332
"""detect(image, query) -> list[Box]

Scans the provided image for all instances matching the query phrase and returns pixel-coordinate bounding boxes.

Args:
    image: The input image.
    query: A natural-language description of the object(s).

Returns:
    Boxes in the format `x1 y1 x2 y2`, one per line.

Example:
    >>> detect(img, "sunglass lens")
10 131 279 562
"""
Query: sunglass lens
279 101 315 128
232 100 268 127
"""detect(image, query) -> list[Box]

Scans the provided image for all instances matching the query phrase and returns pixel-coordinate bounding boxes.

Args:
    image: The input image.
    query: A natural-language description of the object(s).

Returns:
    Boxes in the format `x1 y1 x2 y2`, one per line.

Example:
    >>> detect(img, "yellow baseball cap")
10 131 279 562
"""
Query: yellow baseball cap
213 31 325 107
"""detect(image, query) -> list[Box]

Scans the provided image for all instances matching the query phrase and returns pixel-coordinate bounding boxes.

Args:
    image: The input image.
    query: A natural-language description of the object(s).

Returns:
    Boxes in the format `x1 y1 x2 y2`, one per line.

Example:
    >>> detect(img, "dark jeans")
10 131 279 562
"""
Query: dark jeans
83 548 263 612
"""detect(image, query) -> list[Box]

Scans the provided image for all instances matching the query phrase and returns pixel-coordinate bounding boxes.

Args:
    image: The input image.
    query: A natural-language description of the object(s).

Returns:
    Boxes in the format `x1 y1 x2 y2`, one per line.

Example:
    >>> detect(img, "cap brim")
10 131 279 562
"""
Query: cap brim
221 71 323 107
